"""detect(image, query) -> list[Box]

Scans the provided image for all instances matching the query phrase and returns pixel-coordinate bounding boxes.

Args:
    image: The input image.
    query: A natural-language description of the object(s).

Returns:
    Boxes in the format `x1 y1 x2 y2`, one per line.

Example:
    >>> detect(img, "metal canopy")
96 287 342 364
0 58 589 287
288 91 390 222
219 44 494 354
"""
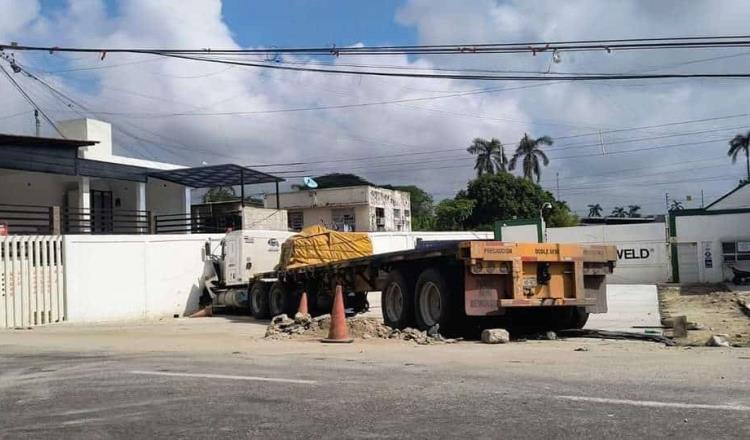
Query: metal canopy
0 133 97 148
148 164 284 188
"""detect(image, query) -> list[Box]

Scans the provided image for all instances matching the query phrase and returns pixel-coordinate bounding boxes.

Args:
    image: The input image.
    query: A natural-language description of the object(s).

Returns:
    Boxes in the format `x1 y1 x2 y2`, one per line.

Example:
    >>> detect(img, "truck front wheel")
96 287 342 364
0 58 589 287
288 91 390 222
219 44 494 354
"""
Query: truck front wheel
250 282 270 319
414 268 454 332
381 270 414 329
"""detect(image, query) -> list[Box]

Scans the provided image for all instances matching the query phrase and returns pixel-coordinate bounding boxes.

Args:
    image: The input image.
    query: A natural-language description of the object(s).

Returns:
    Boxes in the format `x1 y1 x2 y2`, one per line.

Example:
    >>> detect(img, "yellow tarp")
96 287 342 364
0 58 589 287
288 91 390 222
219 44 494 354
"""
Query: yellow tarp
281 225 373 269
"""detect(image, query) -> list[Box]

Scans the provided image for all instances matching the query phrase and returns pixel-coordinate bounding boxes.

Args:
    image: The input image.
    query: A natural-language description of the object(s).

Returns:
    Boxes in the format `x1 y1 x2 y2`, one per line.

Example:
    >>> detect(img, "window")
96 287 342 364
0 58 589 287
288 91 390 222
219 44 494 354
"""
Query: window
393 208 402 230
288 211 304 231
722 240 750 262
332 208 355 232
375 207 385 231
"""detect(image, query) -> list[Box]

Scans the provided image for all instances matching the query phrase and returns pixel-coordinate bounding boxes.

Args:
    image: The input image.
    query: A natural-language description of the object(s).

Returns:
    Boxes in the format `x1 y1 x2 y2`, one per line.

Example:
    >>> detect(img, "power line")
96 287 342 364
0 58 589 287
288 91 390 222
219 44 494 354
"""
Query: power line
0 60 64 137
7 35 750 56
156 52 750 82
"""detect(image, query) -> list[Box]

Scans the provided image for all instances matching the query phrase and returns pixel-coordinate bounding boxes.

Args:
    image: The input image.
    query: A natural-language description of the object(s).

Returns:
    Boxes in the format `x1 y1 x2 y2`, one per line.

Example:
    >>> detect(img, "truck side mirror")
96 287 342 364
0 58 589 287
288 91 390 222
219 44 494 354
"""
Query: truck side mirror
204 242 211 260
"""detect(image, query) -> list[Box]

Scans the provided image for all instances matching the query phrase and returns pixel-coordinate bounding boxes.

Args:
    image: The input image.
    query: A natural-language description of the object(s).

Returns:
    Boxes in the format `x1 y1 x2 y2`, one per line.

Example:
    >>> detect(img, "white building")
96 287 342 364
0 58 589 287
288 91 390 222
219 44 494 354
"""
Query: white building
0 118 283 234
670 181 750 283
264 185 411 232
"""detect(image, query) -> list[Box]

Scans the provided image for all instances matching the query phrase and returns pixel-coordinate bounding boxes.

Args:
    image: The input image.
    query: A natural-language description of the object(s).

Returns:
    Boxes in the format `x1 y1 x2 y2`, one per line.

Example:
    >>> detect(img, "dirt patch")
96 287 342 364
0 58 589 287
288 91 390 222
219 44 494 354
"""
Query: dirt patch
264 313 459 344
659 285 750 347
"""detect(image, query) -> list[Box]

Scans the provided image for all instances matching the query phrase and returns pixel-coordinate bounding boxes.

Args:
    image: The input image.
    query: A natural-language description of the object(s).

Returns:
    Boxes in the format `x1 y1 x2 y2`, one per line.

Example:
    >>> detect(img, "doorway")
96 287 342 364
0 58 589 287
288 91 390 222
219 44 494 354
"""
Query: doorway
677 242 699 283
90 190 113 233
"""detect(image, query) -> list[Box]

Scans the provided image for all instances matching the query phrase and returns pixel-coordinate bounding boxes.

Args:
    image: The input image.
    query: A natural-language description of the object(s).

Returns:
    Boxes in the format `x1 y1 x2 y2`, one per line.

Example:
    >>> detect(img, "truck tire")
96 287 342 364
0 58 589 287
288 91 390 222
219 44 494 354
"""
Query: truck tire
250 282 270 319
570 307 589 329
381 270 414 329
268 282 289 317
414 268 455 332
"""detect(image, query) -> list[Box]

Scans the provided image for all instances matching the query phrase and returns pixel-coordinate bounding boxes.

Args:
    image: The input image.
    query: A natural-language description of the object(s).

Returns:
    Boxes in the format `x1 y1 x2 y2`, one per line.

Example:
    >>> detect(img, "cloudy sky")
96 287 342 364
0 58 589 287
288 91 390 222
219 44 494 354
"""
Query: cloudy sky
1 0 750 215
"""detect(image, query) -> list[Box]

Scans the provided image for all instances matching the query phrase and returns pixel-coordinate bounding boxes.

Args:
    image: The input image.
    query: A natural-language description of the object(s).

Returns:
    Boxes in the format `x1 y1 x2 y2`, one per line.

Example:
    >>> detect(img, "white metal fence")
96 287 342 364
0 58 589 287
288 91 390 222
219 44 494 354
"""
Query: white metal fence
1 236 65 328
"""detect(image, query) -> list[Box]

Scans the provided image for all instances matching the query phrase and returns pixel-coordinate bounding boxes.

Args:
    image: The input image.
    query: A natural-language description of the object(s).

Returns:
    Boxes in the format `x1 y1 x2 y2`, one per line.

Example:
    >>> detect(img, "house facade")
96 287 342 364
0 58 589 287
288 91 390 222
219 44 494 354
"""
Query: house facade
264 185 411 232
0 118 283 235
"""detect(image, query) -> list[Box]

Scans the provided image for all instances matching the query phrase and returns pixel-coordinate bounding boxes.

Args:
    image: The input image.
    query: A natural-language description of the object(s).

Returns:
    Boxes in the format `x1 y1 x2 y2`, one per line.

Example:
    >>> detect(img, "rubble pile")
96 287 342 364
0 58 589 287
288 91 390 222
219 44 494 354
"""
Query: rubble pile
264 313 458 344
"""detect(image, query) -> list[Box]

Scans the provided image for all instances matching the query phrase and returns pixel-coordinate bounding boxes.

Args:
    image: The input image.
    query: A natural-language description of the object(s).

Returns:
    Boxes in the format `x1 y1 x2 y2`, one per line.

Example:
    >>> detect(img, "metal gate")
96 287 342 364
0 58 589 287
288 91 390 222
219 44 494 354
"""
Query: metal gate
0 236 65 328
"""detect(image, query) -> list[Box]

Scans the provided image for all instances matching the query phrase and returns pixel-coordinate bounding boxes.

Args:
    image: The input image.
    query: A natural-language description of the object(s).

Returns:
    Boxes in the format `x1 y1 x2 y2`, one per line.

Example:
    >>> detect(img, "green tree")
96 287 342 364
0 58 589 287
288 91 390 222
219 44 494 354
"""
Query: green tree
203 186 236 203
669 200 684 211
728 132 750 181
466 137 508 176
434 198 476 231
547 200 580 227
509 133 553 182
381 184 435 231
458 173 576 229
611 206 627 217
627 205 642 218
587 203 603 217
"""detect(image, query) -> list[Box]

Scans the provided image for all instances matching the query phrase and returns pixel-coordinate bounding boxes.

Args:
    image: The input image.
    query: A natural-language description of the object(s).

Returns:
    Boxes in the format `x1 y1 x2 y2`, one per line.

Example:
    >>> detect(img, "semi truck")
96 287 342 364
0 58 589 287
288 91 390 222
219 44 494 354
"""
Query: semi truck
206 231 618 333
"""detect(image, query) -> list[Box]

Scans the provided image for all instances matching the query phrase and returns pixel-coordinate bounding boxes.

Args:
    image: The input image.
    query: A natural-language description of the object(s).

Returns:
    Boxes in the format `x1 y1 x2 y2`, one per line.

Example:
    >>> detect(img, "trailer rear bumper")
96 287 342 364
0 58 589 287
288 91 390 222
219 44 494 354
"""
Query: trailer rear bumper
465 288 598 316
461 242 615 317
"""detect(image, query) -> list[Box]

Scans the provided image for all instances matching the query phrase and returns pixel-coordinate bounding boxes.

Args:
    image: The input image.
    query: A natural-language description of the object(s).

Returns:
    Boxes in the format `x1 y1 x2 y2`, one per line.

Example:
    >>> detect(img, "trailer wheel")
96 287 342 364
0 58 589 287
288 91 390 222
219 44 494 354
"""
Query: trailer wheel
570 307 589 329
268 282 289 317
250 282 270 319
414 268 454 331
381 270 414 329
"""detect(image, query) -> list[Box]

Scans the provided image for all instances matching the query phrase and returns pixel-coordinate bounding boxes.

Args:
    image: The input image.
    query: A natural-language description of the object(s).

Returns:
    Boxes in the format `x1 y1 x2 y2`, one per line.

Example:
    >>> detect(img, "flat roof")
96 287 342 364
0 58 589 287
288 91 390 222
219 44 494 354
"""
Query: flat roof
0 133 98 148
148 164 284 188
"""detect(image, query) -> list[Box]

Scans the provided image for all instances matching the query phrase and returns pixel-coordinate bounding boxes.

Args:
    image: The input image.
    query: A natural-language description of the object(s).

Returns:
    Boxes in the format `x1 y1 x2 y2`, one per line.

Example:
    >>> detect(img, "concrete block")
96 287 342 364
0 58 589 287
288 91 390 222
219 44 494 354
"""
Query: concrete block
481 328 510 344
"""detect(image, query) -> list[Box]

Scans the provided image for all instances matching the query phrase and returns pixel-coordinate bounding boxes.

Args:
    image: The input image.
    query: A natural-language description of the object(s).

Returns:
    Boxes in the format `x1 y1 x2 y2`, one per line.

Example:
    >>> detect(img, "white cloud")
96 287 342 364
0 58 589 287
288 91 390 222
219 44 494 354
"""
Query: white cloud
1 0 749 215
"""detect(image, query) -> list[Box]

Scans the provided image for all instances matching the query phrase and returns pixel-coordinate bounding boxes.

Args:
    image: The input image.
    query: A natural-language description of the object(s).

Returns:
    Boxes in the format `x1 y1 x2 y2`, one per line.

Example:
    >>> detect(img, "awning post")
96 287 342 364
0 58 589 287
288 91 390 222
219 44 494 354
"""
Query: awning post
275 180 280 210
240 168 245 208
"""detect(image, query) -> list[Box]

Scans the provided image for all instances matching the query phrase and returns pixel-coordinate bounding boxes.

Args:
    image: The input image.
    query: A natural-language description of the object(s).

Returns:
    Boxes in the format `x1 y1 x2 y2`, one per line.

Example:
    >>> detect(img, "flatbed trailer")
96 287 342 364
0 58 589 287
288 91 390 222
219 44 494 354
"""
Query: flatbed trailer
248 240 617 332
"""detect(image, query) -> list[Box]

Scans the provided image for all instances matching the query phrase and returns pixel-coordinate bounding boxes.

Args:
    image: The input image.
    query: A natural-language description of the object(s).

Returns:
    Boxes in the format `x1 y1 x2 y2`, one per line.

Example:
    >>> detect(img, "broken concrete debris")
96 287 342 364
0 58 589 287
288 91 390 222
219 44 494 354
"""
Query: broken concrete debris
481 328 510 344
265 314 458 344
705 334 731 347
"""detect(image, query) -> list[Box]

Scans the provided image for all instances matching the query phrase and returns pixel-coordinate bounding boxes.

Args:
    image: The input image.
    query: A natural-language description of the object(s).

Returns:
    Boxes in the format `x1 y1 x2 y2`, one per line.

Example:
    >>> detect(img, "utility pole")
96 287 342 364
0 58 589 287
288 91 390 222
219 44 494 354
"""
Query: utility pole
34 109 40 136
665 192 669 213
556 172 560 199
701 189 704 208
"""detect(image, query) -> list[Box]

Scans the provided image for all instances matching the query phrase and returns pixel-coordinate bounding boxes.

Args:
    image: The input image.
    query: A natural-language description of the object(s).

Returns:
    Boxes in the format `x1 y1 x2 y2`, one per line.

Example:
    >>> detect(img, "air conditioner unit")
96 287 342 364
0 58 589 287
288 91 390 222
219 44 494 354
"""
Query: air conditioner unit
376 218 385 226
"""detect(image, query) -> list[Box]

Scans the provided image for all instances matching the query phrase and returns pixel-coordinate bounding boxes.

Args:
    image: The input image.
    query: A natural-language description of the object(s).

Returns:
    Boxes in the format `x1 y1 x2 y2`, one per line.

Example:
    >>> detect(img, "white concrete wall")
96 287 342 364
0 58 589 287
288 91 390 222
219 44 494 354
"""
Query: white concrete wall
147 178 188 217
367 187 411 231
59 118 113 161
498 223 539 242
265 186 411 232
369 231 493 254
548 223 669 284
674 212 750 282
241 207 288 230
266 187 370 209
0 169 77 207
63 234 223 323
499 223 670 284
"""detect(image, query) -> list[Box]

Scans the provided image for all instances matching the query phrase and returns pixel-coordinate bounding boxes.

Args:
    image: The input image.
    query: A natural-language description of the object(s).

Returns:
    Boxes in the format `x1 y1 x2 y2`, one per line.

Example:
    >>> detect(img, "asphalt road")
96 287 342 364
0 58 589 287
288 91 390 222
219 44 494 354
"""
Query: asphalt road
1 322 749 440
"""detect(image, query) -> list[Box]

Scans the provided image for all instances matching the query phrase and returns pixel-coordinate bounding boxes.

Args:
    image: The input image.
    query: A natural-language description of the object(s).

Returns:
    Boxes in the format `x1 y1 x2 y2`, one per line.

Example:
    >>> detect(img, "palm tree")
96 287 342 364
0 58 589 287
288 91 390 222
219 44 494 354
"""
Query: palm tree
611 206 627 218
627 205 642 218
587 203 603 217
467 137 507 176
728 132 750 181
509 133 553 182
670 200 684 211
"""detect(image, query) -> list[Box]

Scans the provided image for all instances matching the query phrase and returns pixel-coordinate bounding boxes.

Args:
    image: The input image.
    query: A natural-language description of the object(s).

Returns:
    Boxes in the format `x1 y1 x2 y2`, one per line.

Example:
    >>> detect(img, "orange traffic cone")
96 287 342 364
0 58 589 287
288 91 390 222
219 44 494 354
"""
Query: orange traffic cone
297 291 309 315
189 305 213 318
322 284 353 343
